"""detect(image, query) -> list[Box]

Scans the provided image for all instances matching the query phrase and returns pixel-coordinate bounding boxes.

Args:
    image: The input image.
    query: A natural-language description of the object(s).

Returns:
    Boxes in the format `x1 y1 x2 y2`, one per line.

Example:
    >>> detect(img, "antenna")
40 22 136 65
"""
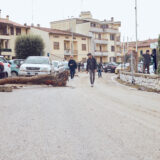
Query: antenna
32 0 34 23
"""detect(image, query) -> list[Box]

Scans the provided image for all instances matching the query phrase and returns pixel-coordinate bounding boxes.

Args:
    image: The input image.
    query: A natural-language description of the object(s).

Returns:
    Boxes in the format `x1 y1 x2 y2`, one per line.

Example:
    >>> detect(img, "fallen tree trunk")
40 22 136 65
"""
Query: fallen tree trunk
0 71 69 86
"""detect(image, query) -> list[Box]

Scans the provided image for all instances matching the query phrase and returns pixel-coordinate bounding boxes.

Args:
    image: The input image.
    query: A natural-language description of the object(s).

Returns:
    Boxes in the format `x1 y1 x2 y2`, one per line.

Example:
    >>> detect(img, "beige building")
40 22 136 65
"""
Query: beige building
122 39 158 58
50 11 121 63
30 26 91 62
0 15 29 59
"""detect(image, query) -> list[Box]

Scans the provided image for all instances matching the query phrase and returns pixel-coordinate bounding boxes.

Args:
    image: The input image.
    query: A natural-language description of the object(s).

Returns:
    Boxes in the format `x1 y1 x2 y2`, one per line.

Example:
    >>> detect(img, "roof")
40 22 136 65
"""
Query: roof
0 18 29 28
50 17 121 26
125 39 158 48
32 26 91 38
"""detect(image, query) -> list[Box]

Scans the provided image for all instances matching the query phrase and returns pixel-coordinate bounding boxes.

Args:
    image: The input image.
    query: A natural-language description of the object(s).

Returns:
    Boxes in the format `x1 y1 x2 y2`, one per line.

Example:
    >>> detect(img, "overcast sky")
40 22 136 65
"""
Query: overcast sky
1 0 159 41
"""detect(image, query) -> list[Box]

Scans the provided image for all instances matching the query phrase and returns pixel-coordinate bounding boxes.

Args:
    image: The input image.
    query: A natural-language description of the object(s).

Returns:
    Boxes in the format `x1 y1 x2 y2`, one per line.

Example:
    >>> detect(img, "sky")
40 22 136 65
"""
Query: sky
0 0 160 41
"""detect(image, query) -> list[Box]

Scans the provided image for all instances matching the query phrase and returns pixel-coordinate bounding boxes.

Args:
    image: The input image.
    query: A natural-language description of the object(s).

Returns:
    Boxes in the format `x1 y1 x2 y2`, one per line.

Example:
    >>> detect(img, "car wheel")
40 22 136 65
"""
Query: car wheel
11 71 18 77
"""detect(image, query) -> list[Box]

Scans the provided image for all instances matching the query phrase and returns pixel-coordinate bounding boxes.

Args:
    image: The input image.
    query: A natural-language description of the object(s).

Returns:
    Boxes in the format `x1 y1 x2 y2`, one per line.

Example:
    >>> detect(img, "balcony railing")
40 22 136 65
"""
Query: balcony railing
90 27 103 33
104 28 119 34
94 39 108 45
116 41 121 46
64 50 78 55
94 51 108 57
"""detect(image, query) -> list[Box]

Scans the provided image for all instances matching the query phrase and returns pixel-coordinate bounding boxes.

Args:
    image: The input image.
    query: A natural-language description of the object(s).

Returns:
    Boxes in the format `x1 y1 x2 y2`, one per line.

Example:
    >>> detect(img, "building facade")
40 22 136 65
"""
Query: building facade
122 39 158 58
50 11 121 63
0 15 29 59
30 27 91 62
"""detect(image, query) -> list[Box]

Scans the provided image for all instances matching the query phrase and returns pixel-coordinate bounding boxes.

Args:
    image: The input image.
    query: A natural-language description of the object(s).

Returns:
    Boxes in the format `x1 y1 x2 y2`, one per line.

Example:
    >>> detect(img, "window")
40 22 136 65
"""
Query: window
54 42 60 50
110 34 115 41
91 23 96 27
73 37 76 40
16 28 21 35
10 27 14 35
101 24 108 29
82 44 86 51
53 35 59 38
98 34 101 39
100 45 102 51
111 46 115 52
82 37 86 40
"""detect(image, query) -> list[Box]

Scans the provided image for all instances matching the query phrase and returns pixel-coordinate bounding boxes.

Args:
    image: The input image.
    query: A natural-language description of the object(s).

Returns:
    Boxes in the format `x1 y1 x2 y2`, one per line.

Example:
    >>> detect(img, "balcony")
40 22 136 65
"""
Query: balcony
104 28 119 34
94 51 108 57
64 50 78 56
90 27 103 33
116 41 121 46
0 35 10 40
94 39 108 45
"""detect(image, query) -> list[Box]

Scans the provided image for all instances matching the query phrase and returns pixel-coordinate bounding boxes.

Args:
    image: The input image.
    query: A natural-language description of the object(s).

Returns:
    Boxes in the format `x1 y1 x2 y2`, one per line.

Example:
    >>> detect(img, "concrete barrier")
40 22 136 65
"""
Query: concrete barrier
120 72 160 92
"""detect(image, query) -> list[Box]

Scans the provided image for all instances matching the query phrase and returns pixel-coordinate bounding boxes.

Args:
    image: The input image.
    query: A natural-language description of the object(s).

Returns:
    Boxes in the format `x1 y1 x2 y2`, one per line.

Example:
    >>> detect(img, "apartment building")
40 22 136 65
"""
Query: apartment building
30 26 91 62
0 14 30 59
50 11 121 63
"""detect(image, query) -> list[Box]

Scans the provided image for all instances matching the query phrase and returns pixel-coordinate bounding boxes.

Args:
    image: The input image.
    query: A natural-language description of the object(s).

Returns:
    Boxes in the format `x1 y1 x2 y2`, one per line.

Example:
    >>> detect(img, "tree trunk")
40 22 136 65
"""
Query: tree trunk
0 71 69 86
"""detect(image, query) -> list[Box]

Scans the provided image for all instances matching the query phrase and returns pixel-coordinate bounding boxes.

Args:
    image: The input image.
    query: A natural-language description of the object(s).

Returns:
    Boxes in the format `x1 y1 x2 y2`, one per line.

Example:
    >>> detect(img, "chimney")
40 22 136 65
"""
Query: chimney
111 17 114 22
37 24 40 27
0 10 1 18
24 23 27 26
6 15 9 20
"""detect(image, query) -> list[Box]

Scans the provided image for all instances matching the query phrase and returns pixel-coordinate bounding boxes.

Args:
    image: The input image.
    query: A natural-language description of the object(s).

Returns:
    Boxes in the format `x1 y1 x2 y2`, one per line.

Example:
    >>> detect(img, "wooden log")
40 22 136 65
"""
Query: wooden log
0 71 69 86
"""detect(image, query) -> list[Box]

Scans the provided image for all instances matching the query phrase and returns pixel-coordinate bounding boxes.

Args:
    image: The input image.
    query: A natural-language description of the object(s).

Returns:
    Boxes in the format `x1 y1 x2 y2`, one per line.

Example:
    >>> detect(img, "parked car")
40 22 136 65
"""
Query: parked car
104 62 118 73
115 63 130 74
9 59 24 76
19 56 53 76
52 61 65 73
0 56 11 78
62 61 69 71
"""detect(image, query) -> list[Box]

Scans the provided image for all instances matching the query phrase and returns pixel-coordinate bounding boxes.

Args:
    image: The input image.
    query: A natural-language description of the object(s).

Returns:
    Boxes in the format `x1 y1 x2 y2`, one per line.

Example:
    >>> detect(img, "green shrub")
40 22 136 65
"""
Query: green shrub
15 35 44 59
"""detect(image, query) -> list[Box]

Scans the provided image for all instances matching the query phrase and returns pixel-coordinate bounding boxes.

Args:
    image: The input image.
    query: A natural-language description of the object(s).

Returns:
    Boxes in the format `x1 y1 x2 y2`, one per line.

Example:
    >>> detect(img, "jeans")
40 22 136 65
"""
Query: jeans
70 70 75 79
98 70 102 78
143 64 150 74
89 70 95 84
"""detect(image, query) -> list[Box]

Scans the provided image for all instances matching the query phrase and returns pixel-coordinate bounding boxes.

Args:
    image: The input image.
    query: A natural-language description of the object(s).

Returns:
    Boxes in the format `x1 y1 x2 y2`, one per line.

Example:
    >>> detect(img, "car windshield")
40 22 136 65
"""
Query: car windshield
24 57 49 64
0 57 7 63
14 60 24 65
53 62 58 67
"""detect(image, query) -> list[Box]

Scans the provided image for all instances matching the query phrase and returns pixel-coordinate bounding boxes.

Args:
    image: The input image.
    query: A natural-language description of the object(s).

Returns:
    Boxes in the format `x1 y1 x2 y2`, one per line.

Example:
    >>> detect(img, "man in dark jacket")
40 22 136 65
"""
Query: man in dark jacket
86 53 97 87
141 50 151 74
68 56 77 79
151 49 157 74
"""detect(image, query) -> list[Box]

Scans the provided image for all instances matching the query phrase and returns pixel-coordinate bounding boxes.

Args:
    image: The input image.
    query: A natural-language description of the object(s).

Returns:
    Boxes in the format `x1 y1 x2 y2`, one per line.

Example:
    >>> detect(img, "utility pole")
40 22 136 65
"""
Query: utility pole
71 16 74 56
123 37 125 69
135 0 138 53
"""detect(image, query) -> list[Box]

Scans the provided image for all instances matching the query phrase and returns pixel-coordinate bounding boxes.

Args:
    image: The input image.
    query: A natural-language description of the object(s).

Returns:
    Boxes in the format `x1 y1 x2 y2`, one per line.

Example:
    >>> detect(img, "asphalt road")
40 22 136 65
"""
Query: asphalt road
0 73 160 160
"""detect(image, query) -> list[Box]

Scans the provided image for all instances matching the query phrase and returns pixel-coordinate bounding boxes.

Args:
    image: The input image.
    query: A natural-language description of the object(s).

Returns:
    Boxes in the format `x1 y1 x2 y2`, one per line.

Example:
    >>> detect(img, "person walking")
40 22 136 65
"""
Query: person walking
86 53 97 87
68 56 77 79
151 49 157 74
141 50 151 74
78 62 81 72
97 62 103 78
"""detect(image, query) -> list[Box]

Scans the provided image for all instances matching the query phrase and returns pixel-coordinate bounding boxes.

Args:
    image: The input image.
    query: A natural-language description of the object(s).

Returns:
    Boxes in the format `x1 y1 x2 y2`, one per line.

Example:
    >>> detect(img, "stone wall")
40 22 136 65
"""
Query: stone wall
120 72 160 91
